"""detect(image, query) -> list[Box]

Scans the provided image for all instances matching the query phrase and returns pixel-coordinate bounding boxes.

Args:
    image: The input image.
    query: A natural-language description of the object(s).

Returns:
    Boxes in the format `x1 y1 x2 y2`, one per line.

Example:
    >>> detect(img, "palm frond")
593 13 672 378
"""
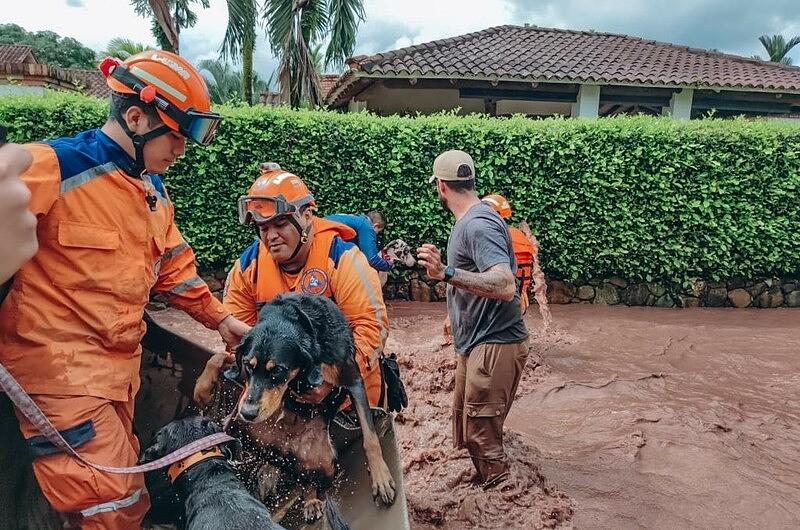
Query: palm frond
221 0 259 60
324 0 364 68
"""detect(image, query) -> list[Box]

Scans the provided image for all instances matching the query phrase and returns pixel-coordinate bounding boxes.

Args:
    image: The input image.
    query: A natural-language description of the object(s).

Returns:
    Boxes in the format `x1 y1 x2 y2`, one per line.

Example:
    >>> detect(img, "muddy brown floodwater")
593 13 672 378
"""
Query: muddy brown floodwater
151 301 800 529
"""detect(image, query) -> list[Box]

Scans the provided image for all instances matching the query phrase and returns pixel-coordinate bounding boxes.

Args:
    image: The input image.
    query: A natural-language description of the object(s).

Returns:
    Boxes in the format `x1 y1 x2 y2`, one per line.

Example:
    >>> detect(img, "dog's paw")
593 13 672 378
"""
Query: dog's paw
303 498 325 523
370 460 396 506
256 463 282 501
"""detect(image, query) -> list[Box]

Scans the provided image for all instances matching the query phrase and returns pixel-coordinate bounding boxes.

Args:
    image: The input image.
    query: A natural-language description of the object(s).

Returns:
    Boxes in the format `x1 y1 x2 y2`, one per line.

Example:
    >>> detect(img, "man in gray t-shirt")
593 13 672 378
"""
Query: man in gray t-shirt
417 150 529 489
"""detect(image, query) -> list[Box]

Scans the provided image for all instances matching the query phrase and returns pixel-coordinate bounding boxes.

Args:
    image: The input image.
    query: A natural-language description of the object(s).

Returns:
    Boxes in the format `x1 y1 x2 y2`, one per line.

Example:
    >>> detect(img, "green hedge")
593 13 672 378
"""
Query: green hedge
3 91 800 286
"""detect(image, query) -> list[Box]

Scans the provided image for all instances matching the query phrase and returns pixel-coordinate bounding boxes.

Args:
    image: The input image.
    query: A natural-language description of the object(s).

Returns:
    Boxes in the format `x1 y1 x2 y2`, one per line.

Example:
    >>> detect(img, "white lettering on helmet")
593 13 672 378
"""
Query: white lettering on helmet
150 53 191 80
271 172 296 184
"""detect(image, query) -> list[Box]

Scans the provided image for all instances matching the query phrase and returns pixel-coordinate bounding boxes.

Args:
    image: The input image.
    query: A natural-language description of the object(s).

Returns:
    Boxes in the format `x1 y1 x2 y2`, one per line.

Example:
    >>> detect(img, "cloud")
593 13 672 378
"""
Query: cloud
506 0 800 60
354 19 422 56
65 0 84 6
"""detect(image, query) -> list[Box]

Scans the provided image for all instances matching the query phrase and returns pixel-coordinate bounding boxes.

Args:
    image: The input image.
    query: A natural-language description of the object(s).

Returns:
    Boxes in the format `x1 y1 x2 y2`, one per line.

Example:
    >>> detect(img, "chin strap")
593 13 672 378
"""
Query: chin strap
115 114 171 178
286 215 312 262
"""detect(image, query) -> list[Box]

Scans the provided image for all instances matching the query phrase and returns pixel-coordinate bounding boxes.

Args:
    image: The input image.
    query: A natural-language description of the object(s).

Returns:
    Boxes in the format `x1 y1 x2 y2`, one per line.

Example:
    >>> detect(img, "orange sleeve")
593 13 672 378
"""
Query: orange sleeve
222 260 259 327
21 144 61 216
153 217 230 330
330 247 389 372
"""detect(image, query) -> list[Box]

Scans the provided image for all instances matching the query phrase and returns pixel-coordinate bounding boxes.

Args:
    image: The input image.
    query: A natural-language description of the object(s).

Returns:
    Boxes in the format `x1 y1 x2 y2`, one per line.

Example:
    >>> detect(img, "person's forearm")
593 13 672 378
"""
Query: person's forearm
448 268 516 301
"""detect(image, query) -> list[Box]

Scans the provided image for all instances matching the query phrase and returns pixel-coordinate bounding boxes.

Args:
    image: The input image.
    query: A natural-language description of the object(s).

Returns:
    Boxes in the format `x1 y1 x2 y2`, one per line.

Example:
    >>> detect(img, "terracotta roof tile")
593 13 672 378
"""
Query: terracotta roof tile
332 25 800 99
0 44 36 64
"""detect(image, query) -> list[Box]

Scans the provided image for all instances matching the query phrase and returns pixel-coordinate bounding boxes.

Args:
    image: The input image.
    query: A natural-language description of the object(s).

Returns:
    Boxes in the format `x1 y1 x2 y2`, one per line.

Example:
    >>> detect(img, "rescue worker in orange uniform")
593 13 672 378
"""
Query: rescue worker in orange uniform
0 51 250 529
482 194 535 314
219 165 387 406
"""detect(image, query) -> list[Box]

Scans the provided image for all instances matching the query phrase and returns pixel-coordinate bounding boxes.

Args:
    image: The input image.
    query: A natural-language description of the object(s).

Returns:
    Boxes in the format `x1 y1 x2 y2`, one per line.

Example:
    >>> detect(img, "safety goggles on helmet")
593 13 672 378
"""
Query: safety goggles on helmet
237 195 298 225
105 61 222 146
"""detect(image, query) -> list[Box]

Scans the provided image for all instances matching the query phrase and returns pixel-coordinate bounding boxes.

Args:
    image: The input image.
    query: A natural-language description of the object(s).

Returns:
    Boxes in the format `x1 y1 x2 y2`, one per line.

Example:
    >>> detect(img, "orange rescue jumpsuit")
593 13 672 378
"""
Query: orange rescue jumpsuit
0 129 230 529
223 217 387 406
509 227 535 314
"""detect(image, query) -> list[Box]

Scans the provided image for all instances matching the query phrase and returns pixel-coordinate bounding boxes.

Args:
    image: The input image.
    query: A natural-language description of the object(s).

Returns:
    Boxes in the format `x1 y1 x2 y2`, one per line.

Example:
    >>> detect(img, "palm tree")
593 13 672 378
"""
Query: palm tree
131 0 210 54
223 0 364 108
102 38 150 60
199 58 271 104
758 34 800 65
221 0 259 105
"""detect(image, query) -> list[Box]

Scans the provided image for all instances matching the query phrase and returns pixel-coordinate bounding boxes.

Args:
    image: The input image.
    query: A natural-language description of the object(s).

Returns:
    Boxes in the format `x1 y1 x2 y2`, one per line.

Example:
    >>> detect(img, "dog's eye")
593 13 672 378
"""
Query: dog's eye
268 365 289 384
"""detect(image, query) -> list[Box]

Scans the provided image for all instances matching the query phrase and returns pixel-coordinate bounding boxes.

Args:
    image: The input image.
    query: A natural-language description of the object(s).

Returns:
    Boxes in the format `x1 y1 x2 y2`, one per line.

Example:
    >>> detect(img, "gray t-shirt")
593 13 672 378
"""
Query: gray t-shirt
446 202 529 355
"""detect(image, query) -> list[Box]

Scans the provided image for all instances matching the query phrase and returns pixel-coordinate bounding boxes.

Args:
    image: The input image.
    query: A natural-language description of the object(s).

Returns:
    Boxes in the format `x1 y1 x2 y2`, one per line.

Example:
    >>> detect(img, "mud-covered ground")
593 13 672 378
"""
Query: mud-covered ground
150 301 800 529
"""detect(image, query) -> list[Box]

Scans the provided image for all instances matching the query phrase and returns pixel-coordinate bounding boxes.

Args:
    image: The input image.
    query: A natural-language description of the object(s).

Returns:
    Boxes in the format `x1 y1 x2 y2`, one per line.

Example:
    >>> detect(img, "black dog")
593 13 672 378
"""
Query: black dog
227 293 396 522
140 416 284 530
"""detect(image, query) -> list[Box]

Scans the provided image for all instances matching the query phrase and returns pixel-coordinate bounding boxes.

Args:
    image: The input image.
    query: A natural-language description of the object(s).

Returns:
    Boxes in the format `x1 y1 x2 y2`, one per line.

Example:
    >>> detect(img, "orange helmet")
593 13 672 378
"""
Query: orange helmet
482 194 512 219
99 51 221 146
237 164 316 226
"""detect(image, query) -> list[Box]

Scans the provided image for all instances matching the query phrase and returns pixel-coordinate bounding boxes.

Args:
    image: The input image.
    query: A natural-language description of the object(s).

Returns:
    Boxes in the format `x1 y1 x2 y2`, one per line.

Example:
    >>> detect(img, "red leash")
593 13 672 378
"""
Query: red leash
0 361 234 474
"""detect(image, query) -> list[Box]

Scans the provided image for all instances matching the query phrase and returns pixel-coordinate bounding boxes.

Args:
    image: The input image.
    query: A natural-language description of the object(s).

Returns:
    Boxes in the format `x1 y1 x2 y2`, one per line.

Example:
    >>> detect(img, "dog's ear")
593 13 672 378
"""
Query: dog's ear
221 438 243 461
293 306 317 341
224 332 252 381
139 431 166 464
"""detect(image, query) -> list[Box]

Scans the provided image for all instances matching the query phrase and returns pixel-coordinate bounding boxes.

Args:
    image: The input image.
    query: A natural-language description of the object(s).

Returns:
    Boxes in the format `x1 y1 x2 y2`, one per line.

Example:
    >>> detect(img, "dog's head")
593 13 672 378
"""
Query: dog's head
139 416 240 523
384 238 416 268
227 296 321 423
140 416 239 465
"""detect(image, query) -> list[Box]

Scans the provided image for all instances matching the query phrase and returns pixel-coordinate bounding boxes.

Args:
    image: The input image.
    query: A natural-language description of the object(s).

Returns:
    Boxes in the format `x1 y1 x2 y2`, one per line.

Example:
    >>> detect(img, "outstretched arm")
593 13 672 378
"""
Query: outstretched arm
417 243 516 301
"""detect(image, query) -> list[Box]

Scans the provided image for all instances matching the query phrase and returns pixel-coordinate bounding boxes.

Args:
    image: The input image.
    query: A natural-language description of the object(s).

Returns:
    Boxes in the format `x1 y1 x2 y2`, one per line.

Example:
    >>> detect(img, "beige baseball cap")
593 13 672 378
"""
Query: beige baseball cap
428 150 475 183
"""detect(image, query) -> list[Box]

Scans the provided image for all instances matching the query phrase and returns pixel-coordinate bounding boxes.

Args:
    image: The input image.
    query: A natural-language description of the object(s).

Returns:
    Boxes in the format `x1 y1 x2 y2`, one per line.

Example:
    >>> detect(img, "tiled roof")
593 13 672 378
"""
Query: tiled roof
0 44 36 64
319 74 340 98
327 25 800 105
63 68 111 98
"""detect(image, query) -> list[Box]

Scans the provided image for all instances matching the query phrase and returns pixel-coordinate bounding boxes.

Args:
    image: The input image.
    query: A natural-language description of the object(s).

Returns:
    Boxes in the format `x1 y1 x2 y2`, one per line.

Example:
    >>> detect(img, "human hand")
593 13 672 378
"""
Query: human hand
218 315 251 351
193 351 235 407
416 243 446 281
0 138 37 284
442 315 453 345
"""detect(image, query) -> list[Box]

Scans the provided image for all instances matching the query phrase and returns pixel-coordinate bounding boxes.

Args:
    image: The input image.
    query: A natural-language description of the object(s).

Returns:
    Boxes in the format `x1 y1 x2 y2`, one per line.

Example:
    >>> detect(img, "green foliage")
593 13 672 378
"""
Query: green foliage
758 34 800 65
3 92 800 287
0 24 97 69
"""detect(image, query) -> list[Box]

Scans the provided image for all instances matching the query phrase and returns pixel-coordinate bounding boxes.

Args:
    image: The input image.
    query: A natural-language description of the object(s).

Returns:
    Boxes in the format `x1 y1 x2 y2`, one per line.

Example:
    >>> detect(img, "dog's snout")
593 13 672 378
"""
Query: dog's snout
239 402 259 422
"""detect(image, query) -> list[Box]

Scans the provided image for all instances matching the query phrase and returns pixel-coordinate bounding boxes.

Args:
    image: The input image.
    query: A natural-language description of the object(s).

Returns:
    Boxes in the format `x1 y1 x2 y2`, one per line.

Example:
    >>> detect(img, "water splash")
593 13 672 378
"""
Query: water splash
518 221 553 331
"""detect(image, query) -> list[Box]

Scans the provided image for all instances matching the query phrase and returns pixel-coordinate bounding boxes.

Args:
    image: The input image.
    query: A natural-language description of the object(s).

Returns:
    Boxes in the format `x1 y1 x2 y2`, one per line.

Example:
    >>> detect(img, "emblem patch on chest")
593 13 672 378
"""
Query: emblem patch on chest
300 268 329 295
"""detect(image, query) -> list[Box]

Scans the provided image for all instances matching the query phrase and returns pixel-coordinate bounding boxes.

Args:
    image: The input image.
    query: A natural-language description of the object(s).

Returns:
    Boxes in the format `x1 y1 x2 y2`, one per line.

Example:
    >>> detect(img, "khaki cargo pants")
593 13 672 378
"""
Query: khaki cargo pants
453 339 529 486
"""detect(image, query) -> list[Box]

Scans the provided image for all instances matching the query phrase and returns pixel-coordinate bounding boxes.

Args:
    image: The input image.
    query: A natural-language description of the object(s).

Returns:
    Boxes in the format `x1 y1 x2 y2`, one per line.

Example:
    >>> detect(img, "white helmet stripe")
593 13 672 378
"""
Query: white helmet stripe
130 66 187 103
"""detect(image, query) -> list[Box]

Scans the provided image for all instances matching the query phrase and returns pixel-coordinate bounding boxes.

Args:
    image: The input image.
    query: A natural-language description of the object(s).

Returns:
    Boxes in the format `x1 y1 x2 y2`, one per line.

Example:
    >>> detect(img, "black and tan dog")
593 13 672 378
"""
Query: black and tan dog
226 293 396 522
140 416 286 530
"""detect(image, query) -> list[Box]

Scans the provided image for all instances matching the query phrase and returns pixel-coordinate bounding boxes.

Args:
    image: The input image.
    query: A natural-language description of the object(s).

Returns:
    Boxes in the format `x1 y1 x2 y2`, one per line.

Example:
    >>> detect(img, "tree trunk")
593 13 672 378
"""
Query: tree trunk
148 0 179 54
242 33 255 106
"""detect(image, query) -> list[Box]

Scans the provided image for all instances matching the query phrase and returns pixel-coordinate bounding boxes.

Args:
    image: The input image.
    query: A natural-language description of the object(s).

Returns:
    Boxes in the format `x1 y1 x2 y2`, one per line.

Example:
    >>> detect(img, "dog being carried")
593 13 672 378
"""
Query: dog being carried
194 166 405 527
228 293 394 523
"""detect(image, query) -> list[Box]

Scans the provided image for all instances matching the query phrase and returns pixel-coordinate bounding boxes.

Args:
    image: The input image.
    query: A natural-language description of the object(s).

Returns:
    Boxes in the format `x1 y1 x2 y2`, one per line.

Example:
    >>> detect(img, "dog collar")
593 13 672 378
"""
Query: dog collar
167 446 225 483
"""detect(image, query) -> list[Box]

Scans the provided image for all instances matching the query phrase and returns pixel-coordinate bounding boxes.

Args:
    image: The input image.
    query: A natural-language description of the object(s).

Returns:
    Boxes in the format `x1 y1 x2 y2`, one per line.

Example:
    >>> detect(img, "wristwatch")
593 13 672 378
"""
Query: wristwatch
443 265 456 283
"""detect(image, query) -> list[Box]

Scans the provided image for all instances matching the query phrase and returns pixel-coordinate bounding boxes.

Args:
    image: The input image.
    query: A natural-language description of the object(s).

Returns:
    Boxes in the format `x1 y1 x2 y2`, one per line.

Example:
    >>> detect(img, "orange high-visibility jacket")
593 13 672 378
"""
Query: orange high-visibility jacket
0 129 230 402
223 217 387 406
509 227 535 294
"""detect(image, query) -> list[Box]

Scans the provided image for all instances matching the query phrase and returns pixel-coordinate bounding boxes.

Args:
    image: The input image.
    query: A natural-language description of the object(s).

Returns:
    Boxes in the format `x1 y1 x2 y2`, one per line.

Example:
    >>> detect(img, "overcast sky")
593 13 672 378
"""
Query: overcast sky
5 0 800 80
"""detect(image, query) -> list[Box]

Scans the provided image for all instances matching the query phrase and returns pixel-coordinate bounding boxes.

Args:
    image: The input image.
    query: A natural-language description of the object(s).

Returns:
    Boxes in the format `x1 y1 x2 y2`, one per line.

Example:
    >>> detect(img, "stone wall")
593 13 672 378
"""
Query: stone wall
180 270 799 309
382 274 800 308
